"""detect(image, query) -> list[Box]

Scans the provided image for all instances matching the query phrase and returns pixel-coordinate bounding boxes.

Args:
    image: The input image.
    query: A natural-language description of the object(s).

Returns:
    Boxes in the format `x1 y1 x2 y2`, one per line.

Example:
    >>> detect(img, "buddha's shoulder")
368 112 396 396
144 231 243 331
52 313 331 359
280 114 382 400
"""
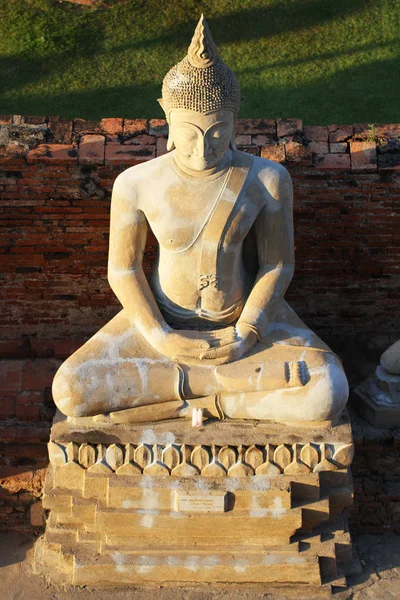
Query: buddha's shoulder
238 151 291 185
113 152 174 190
236 151 291 204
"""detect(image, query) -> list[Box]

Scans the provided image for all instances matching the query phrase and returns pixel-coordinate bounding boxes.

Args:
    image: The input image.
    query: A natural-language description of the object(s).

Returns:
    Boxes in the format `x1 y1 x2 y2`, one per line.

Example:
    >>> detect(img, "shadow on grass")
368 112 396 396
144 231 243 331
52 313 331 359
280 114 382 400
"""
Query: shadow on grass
2 0 396 122
2 52 399 123
109 0 375 54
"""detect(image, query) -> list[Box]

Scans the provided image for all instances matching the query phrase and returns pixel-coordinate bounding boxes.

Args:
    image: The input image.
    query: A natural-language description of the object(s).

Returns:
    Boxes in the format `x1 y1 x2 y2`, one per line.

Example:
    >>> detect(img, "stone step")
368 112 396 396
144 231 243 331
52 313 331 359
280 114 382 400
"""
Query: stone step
299 497 331 531
70 545 322 586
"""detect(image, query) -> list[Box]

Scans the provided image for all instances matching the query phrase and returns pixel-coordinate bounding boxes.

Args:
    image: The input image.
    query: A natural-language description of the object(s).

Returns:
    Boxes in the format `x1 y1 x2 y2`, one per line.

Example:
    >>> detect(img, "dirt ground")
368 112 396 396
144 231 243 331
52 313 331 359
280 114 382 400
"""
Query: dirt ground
1 532 399 600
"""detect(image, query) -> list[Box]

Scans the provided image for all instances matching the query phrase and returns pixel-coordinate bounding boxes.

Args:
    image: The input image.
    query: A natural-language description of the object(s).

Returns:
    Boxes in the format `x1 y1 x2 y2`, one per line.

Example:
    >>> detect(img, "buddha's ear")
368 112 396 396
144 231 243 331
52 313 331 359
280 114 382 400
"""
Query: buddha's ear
166 132 175 152
229 129 237 151
158 98 174 151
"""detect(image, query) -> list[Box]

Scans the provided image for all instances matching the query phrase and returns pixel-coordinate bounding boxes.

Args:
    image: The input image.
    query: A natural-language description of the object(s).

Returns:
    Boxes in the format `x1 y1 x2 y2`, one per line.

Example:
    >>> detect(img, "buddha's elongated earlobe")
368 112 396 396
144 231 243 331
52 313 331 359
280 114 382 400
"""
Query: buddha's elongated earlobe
158 98 174 150
229 130 237 151
167 132 175 152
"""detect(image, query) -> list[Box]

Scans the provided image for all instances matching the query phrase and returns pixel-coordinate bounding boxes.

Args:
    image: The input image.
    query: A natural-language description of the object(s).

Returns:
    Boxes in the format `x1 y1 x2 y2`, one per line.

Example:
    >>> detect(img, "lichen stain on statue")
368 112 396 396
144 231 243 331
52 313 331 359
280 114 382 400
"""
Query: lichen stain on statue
52 15 349 425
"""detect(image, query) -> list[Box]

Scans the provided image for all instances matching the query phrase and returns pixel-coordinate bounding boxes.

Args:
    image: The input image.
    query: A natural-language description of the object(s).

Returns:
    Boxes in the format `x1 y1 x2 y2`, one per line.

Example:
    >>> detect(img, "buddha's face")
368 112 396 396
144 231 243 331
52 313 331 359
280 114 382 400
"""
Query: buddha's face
168 109 234 172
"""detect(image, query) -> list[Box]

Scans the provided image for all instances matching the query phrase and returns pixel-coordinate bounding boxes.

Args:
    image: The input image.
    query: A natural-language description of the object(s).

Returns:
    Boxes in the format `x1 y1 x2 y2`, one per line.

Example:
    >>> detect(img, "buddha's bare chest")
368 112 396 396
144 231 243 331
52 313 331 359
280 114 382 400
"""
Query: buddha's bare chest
143 177 260 253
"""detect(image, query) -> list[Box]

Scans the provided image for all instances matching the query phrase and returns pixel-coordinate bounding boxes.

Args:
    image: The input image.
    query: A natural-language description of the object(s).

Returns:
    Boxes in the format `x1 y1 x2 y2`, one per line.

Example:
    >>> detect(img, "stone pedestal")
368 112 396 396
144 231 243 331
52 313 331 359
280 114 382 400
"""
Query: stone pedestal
35 410 357 590
354 366 400 427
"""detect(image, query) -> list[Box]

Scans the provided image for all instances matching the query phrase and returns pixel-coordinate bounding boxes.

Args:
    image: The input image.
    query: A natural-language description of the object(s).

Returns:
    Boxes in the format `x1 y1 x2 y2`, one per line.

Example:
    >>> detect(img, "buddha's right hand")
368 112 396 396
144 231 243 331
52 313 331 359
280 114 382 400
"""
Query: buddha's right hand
154 328 236 362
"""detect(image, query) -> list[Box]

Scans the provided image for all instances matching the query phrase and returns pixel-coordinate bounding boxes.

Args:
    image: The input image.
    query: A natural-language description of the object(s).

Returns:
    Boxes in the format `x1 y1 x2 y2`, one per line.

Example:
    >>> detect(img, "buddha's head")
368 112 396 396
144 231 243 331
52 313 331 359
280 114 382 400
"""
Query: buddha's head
159 15 241 172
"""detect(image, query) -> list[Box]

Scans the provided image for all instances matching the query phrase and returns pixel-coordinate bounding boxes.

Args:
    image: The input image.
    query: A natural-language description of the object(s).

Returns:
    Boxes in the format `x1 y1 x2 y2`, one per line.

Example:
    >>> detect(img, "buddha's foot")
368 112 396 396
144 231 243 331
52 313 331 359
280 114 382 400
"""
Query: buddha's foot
109 398 219 425
109 400 184 424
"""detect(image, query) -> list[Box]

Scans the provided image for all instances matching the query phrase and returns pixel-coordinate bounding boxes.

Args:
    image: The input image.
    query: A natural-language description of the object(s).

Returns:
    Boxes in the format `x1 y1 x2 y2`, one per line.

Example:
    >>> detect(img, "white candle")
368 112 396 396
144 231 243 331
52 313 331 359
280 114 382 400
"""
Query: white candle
191 408 203 427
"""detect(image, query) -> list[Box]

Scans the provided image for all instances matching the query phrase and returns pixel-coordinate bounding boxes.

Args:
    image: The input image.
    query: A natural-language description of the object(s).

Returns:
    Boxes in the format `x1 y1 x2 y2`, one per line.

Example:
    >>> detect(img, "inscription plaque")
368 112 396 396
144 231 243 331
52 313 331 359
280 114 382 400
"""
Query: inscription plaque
174 490 227 513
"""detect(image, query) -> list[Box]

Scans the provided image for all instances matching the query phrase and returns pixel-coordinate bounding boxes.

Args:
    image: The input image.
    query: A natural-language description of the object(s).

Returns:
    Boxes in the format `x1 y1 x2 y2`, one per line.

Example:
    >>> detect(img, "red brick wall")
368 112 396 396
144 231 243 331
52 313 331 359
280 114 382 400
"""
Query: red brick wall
0 115 399 530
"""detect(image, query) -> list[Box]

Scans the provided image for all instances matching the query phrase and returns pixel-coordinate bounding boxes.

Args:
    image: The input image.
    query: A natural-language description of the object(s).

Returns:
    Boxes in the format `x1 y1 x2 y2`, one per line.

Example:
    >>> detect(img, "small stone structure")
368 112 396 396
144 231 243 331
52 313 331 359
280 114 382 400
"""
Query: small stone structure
36 410 356 588
355 340 400 427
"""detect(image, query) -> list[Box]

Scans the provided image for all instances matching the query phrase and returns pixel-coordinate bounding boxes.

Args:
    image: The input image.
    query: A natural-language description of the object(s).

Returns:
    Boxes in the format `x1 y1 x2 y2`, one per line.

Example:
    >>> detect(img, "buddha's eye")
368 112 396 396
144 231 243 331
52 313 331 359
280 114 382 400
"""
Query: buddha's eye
176 128 197 141
210 127 229 141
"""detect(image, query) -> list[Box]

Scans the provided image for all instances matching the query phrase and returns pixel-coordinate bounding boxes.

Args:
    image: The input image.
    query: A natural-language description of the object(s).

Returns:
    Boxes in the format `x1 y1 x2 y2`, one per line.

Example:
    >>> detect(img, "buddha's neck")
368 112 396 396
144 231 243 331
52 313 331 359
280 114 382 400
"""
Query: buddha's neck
172 150 233 181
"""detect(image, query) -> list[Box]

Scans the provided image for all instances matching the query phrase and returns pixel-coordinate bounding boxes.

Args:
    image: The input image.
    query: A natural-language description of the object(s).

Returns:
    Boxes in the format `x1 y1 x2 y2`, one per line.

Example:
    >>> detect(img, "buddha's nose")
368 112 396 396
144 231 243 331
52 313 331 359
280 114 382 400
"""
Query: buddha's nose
194 136 211 158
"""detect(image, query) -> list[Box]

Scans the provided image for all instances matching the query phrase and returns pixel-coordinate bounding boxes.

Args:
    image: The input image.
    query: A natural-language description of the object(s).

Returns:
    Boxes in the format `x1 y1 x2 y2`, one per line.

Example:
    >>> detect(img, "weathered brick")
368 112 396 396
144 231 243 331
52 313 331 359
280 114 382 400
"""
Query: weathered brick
149 119 168 136
309 142 329 154
15 403 41 422
156 137 168 157
285 141 312 165
350 141 377 172
48 116 73 144
0 339 30 359
0 396 15 418
24 116 47 125
124 133 155 148
260 145 286 163
277 118 303 137
21 359 60 391
314 154 351 170
73 118 102 136
79 135 105 164
252 135 274 147
27 144 78 164
123 119 148 136
100 118 123 137
330 142 348 154
328 125 354 143
54 340 84 358
304 126 328 142
236 119 276 136
0 143 28 162
0 361 23 392
13 426 50 443
16 391 44 405
105 143 154 165
236 134 252 146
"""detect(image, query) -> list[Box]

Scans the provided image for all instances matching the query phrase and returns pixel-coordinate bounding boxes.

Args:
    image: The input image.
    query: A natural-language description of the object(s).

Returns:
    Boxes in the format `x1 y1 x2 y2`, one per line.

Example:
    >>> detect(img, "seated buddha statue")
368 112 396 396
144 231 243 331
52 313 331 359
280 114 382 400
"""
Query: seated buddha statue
52 16 348 424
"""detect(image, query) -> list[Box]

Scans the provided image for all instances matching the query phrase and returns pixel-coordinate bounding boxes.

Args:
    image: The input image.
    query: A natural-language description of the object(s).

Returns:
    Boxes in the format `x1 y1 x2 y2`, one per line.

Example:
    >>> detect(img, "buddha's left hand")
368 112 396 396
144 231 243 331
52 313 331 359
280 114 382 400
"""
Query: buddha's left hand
198 322 258 364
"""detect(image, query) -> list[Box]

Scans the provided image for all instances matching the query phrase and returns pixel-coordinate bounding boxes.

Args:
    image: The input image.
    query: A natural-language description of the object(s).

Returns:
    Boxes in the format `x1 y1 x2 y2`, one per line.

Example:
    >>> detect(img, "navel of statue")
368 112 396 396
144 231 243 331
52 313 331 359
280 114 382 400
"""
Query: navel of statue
52 15 349 425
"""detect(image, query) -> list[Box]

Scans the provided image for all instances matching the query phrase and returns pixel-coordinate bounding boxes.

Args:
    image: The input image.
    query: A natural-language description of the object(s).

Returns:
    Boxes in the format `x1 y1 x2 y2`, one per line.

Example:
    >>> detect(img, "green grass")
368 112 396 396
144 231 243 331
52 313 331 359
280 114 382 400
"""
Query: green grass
1 0 399 124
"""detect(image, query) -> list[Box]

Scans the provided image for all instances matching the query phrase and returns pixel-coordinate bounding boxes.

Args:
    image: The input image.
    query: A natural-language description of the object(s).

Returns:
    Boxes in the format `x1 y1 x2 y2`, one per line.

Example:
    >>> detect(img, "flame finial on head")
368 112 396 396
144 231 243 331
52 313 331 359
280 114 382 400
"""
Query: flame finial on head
188 14 218 68
160 15 241 117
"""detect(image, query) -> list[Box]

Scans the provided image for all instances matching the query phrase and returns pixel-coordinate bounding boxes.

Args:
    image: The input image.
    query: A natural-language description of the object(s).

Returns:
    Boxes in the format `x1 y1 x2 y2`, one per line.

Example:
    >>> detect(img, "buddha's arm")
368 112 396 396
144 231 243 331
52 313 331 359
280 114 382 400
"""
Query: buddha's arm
107 175 230 359
107 177 170 345
237 165 295 338
200 165 294 364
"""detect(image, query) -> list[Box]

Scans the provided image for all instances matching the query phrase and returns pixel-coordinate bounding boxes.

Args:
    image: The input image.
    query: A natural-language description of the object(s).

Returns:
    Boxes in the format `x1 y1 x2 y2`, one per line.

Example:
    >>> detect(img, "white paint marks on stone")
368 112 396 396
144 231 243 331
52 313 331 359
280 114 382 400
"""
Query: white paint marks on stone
287 556 305 564
164 432 176 444
270 496 286 519
263 554 279 565
113 551 128 573
184 556 200 572
140 429 157 444
233 558 248 573
141 514 154 528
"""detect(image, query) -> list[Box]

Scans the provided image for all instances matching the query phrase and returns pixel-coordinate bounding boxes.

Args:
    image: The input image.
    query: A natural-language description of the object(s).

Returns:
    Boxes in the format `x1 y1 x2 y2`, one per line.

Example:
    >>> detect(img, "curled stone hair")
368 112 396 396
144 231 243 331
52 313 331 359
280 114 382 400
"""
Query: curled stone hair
160 15 241 118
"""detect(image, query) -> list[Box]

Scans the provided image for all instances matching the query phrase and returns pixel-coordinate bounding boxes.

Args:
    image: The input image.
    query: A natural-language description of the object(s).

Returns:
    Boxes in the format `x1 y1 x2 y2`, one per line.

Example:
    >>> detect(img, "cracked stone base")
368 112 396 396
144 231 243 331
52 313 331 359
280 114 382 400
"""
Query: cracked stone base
35 409 357 589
